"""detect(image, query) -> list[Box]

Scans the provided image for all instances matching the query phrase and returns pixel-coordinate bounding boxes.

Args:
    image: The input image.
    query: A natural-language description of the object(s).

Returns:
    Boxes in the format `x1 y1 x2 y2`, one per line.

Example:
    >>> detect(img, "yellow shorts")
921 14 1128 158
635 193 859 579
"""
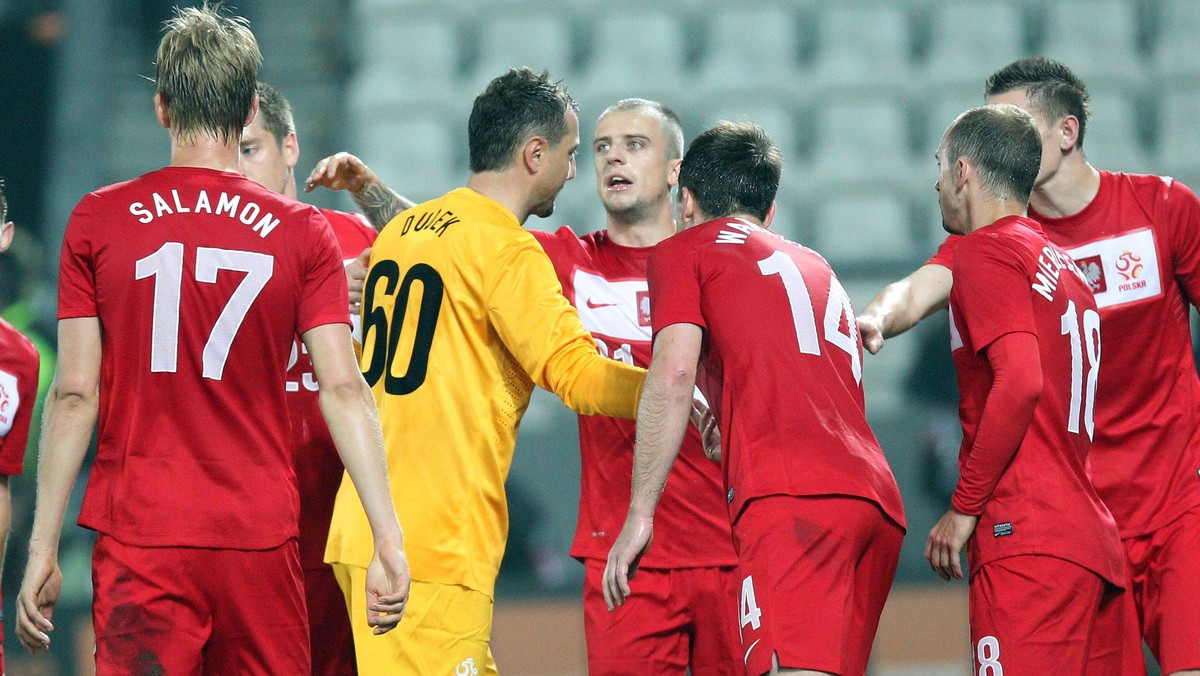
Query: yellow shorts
332 562 498 675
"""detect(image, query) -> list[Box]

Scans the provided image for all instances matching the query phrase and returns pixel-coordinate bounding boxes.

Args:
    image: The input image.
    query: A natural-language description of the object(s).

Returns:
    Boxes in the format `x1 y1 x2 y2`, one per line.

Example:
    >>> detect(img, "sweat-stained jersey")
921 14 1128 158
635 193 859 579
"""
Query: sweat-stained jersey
288 208 377 570
0 318 38 475
648 217 905 530
324 188 646 598
928 172 1200 538
533 227 737 568
57 166 351 549
948 215 1124 585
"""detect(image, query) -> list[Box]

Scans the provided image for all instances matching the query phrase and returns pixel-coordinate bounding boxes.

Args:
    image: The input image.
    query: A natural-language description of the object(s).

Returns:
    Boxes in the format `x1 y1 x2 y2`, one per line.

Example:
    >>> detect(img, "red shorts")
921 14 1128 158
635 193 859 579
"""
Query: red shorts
583 560 740 675
731 495 902 676
969 555 1142 675
1125 504 1200 674
91 534 309 675
305 565 356 676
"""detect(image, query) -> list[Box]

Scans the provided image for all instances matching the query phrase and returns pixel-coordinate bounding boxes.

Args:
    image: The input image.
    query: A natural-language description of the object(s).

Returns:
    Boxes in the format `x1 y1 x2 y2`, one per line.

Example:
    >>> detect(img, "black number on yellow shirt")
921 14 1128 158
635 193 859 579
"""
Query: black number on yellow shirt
361 261 444 395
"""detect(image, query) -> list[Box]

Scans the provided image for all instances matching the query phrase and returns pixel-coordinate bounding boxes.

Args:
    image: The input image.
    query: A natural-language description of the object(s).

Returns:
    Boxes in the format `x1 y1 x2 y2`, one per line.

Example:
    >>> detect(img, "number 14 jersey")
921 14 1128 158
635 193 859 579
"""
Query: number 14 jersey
57 166 351 550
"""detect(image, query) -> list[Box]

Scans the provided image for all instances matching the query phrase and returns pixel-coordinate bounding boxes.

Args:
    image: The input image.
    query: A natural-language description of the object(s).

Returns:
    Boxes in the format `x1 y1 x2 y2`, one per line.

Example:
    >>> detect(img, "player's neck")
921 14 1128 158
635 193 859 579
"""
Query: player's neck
1029 155 1101 220
965 199 1025 234
168 135 242 174
467 172 533 224
605 209 676 248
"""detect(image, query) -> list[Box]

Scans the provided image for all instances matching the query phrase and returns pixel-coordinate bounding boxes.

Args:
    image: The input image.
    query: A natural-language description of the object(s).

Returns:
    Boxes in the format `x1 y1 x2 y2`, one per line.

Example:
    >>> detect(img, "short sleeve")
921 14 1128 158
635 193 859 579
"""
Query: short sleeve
951 234 1037 354
298 209 352 335
58 194 101 319
0 334 38 475
647 236 704 337
1161 178 1200 306
926 234 963 269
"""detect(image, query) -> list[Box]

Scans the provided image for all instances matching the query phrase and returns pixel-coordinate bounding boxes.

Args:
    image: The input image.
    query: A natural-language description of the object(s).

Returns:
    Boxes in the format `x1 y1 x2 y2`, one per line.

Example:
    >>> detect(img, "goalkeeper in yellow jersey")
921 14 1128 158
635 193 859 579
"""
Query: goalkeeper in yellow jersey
324 68 647 675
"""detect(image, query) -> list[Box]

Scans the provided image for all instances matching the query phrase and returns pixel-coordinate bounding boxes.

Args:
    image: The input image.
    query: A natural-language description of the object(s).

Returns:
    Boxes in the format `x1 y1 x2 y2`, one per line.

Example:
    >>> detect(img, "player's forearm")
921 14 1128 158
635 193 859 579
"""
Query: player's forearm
861 265 952 339
0 477 11 570
351 180 415 230
952 333 1042 515
318 380 404 546
554 349 646 419
28 387 98 555
628 365 695 519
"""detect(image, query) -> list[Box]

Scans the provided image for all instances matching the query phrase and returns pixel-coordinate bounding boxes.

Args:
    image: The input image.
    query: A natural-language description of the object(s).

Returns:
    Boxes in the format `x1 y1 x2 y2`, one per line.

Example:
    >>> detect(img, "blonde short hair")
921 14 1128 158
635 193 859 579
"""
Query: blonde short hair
155 4 261 144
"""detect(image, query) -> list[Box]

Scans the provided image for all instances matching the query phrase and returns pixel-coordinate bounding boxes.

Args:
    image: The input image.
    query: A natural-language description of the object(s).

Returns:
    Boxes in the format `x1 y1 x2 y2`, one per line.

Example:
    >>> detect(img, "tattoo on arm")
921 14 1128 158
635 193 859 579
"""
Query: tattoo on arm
352 183 414 229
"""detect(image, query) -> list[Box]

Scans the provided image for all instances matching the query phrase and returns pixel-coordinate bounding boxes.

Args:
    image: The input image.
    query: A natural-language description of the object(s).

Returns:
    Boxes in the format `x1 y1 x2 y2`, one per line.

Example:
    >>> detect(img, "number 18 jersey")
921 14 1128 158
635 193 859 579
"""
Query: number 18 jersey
948 215 1124 585
57 166 352 549
647 217 904 530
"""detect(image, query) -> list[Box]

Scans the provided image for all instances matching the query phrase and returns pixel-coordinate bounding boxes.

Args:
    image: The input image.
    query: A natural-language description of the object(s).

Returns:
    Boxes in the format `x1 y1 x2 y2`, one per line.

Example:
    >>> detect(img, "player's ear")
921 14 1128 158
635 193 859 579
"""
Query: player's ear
0 221 13 254
679 187 697 227
283 130 300 170
762 202 777 229
666 158 682 188
154 92 170 129
956 157 971 190
1059 115 1081 152
523 136 547 175
244 92 260 129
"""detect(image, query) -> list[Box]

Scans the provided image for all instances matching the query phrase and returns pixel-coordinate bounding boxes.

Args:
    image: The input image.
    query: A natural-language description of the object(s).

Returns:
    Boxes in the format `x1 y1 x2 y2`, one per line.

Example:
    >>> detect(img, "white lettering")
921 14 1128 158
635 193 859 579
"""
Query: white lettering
253 213 280 238
171 189 191 214
129 202 153 224
216 192 240 217
716 231 748 245
238 202 260 225
152 192 173 218
195 189 212 214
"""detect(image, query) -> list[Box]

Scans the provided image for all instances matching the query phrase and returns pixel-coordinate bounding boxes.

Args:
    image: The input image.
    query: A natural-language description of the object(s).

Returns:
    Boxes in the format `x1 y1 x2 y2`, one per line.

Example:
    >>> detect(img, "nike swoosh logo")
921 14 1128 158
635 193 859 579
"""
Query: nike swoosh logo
744 638 761 666
586 299 619 309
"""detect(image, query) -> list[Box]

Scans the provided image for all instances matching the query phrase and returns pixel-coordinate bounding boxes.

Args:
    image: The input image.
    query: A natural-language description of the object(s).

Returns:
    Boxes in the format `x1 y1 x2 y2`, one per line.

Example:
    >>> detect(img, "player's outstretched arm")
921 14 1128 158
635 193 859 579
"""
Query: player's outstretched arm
857 263 953 354
17 317 100 653
303 322 410 634
304 152 416 229
603 323 702 610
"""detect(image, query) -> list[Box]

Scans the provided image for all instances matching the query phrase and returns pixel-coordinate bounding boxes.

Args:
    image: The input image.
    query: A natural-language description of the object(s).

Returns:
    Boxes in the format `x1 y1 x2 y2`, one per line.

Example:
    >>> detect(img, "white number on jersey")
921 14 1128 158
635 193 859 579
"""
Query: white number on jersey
974 635 1004 675
739 574 763 639
1060 300 1101 439
758 250 862 383
136 243 275 380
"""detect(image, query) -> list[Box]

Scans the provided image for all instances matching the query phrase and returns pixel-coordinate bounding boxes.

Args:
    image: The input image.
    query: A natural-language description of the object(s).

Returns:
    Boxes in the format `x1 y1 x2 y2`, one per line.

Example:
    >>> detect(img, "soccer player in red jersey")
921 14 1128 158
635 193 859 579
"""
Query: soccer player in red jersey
14 7 408 673
604 121 906 676
859 58 1200 676
0 185 39 676
239 81 377 676
925 103 1130 672
306 98 742 674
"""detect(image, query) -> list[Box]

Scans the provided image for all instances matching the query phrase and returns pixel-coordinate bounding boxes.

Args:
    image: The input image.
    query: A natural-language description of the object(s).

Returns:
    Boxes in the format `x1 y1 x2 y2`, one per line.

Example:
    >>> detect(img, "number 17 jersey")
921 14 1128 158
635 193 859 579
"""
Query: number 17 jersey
57 166 352 550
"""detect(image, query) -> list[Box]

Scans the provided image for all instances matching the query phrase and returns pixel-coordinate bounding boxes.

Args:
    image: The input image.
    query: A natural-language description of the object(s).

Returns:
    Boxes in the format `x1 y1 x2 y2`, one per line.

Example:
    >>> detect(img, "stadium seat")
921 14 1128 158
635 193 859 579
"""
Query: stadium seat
1154 0 1200 84
920 89 986 155
811 3 914 95
468 13 575 92
812 191 916 263
809 97 913 186
1041 0 1143 87
1080 88 1153 174
355 15 462 103
1157 88 1200 175
923 2 1026 87
352 113 462 202
577 10 687 94
697 4 805 94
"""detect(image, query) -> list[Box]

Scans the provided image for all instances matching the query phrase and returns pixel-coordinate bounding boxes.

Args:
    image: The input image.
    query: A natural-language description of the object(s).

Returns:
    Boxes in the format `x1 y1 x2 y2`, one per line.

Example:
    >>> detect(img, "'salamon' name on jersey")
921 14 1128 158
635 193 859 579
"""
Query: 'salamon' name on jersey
128 189 281 238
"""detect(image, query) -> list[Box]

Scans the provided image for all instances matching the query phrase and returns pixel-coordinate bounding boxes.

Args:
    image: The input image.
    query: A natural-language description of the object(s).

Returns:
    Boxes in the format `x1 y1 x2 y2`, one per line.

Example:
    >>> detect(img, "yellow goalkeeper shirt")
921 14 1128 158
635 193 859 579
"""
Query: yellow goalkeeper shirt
325 187 645 597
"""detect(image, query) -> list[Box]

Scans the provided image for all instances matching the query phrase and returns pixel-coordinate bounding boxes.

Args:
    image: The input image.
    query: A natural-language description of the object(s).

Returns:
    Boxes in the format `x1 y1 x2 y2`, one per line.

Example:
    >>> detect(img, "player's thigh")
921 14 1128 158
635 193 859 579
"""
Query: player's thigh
305 566 356 676
336 564 496 675
676 565 741 676
582 560 689 674
203 541 310 675
1086 583 1147 676
843 512 903 676
1140 506 1200 674
732 495 886 676
91 534 208 675
969 555 1104 674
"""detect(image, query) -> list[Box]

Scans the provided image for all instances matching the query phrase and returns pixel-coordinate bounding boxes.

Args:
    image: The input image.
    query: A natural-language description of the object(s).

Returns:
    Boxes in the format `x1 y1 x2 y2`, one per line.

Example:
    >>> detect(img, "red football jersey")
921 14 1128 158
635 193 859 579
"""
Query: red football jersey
288 208 376 569
648 217 905 529
58 166 351 549
931 173 1200 538
0 318 39 475
948 215 1124 584
533 227 736 568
